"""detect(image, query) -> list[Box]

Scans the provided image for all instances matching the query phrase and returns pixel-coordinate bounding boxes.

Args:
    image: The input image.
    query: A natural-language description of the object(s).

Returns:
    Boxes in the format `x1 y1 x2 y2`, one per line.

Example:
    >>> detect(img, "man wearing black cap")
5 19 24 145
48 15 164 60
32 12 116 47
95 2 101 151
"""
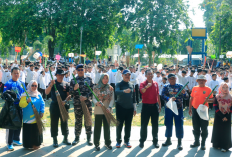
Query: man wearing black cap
161 73 188 150
45 68 71 147
25 64 37 87
70 64 94 146
115 69 136 148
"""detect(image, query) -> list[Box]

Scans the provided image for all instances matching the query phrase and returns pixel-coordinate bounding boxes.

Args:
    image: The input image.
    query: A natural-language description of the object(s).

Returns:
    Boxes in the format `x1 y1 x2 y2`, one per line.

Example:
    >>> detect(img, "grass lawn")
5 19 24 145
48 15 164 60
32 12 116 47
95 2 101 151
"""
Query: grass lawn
0 99 217 127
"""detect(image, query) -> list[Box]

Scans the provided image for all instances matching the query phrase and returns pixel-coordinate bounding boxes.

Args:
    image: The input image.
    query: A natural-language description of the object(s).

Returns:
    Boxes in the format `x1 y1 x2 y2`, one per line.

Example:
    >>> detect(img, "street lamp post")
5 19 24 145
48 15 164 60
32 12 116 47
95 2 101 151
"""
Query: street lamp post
80 26 83 63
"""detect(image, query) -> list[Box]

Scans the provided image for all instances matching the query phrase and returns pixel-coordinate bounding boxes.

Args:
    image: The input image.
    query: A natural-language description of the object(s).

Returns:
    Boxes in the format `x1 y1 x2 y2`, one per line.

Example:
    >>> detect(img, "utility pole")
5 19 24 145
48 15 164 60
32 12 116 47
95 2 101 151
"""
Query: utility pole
219 18 221 55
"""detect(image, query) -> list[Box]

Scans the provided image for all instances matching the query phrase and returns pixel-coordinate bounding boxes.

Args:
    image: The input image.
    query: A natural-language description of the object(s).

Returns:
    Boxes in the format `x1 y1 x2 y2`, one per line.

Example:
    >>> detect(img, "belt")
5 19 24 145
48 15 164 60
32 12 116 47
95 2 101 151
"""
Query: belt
142 103 158 106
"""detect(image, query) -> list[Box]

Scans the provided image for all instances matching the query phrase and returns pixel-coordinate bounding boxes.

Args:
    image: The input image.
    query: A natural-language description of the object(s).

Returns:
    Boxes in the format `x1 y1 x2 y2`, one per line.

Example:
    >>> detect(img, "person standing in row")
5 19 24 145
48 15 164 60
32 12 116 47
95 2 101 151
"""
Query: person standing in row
211 82 232 152
92 74 114 151
70 64 94 146
45 69 71 147
189 75 214 150
4 67 25 151
115 70 136 148
161 73 188 150
19 80 45 150
139 69 161 148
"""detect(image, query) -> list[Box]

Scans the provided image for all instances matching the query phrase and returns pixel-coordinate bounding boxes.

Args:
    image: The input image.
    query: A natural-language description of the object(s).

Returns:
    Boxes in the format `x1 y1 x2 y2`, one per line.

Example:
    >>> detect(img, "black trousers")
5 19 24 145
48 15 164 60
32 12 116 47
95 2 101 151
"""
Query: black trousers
94 115 111 146
192 107 208 139
140 103 159 144
135 84 139 104
116 104 134 143
50 102 69 137
25 83 28 87
209 95 216 109
110 83 116 100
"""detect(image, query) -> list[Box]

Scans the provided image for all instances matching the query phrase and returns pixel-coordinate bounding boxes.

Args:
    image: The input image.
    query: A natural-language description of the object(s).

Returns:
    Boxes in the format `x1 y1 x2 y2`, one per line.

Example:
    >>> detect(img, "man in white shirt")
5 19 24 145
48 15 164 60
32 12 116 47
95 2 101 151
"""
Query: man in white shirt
208 73 219 110
186 70 197 108
94 64 102 84
130 63 140 104
153 71 162 86
18 65 26 83
25 64 37 86
109 64 117 100
115 66 124 83
85 66 95 81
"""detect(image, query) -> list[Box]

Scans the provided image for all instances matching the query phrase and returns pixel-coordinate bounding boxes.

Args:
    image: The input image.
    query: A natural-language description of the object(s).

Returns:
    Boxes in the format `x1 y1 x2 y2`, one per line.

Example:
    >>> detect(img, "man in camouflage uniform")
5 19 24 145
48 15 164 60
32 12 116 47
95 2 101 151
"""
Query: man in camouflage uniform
70 64 94 146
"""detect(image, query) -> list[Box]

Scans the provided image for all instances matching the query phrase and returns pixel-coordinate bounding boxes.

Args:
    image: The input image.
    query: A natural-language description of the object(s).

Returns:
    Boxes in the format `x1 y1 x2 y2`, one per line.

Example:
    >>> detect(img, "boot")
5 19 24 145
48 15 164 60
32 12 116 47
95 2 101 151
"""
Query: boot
201 138 206 150
87 134 93 146
53 137 58 148
162 137 172 146
72 136 79 146
177 138 183 150
63 135 71 145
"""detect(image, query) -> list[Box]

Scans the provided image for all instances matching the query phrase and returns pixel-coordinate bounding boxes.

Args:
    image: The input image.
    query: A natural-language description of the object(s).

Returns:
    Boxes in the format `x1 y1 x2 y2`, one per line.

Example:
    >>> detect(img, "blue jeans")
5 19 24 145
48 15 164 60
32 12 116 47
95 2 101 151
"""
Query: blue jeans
164 107 184 138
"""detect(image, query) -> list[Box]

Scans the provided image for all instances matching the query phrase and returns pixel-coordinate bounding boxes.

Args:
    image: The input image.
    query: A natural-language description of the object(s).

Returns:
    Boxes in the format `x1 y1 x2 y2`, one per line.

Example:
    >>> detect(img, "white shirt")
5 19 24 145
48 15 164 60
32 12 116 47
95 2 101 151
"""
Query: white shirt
186 76 197 90
63 76 70 83
109 70 117 84
25 68 37 83
159 82 168 95
94 64 101 84
208 80 219 94
153 76 162 86
115 70 123 83
39 74 46 89
19 71 26 83
45 72 51 86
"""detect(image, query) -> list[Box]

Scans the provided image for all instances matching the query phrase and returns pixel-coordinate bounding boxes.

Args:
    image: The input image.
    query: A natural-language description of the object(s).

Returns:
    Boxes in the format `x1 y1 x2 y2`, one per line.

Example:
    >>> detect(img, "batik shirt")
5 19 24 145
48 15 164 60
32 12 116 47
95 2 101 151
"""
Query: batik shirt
161 83 188 109
70 75 94 106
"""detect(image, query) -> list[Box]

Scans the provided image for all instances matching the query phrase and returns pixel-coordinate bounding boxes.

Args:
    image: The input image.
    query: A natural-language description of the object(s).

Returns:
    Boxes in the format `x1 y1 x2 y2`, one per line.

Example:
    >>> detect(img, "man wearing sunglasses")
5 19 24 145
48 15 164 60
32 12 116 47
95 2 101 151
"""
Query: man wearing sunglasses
70 64 94 146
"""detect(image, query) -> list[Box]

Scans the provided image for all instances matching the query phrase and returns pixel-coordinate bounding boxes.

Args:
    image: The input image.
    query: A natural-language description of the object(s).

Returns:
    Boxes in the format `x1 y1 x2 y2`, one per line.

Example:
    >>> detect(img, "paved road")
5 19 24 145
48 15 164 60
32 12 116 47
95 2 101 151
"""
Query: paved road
0 126 231 157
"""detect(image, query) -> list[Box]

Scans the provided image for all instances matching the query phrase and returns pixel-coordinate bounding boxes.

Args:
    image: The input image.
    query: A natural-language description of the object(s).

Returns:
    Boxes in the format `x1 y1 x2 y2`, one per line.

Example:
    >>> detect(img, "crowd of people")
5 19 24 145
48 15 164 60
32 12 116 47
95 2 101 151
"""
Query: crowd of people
0 57 231 154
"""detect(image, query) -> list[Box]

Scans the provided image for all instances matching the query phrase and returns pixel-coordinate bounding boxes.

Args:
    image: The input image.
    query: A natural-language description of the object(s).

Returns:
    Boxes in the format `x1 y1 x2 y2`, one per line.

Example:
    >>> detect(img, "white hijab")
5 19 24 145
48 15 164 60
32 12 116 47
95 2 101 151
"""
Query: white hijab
22 80 40 98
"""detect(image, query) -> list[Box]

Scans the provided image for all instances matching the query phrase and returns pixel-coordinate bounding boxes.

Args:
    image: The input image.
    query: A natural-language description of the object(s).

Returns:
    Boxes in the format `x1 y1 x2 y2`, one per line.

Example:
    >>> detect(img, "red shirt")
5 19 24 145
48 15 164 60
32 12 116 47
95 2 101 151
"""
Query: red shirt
140 80 159 104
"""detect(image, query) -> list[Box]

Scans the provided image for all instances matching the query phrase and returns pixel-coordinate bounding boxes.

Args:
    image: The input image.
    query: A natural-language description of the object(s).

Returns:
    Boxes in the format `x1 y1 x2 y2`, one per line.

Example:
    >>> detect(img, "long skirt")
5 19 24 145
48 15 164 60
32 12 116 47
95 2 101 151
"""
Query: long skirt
211 113 231 150
23 123 43 148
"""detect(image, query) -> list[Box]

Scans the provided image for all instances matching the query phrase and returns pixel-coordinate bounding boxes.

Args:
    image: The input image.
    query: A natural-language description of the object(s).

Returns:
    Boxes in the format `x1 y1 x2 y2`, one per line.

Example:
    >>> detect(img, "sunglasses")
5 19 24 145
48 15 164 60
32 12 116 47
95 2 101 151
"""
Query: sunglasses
31 85 37 87
77 69 84 71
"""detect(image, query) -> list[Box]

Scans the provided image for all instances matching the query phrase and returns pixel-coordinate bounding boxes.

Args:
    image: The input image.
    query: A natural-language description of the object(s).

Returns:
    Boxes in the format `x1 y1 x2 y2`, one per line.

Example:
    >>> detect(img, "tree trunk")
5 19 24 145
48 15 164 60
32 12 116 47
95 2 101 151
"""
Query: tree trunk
48 27 56 57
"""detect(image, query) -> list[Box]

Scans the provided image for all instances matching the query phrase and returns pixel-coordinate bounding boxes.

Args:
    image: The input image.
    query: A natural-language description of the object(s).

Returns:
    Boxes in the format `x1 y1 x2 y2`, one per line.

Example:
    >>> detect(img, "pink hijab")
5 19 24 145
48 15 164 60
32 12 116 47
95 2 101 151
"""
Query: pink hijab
216 82 232 114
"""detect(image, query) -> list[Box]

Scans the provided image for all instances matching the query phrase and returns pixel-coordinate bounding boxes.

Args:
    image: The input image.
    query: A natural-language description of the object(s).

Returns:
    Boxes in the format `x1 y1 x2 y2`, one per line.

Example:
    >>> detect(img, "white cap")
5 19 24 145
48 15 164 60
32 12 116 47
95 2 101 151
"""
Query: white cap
197 75 206 80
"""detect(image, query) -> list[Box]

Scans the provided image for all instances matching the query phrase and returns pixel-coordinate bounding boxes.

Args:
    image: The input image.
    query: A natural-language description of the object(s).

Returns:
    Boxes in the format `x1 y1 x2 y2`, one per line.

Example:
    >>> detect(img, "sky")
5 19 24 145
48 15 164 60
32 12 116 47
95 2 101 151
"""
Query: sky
180 0 205 29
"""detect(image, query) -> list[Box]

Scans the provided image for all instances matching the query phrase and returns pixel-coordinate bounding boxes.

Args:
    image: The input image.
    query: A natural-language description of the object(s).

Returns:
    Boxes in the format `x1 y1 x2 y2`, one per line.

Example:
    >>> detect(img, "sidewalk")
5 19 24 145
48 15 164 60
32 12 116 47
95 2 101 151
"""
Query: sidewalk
0 126 231 157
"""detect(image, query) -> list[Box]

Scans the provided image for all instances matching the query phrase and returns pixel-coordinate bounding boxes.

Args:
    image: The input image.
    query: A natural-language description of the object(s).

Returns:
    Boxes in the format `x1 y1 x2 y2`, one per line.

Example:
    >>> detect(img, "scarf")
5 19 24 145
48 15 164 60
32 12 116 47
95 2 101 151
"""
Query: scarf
216 82 232 114
21 80 40 98
93 73 113 102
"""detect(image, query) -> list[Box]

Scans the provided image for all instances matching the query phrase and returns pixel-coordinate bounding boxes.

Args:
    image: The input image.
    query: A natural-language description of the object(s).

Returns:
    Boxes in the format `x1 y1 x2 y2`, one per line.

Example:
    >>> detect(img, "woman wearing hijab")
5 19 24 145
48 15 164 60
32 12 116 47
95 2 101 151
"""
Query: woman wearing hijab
93 73 114 151
212 82 232 152
19 80 45 150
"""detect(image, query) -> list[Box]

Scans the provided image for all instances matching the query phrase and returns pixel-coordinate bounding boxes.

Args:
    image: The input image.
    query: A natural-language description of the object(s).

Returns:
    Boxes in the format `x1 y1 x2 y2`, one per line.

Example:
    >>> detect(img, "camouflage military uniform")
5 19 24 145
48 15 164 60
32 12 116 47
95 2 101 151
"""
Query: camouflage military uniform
70 76 93 136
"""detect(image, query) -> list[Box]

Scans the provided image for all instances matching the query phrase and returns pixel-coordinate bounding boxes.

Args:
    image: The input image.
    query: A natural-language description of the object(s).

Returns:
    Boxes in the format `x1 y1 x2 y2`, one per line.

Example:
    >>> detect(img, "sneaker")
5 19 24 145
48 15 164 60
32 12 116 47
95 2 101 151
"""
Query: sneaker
7 145 14 151
95 146 100 151
105 145 112 150
221 148 226 152
13 140 22 146
124 142 132 148
116 143 121 148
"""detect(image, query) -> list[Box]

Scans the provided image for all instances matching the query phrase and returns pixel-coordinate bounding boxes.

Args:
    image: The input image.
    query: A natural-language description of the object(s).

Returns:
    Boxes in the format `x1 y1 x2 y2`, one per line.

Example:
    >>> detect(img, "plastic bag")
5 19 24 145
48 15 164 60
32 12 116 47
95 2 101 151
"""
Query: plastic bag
166 99 179 115
197 104 209 120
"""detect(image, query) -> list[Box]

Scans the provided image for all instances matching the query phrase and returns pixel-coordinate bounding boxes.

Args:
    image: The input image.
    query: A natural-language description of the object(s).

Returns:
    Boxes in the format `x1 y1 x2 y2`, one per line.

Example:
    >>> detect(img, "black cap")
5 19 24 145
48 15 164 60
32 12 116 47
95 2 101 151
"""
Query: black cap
223 77 228 81
55 69 65 75
182 70 186 74
168 73 176 79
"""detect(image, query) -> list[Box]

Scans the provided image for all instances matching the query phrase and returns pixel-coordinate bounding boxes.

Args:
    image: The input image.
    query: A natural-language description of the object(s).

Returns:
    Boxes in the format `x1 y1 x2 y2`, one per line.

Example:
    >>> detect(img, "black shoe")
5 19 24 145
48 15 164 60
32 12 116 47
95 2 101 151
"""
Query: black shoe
190 141 200 148
63 136 71 145
201 145 206 150
105 145 112 150
95 146 100 151
72 136 79 146
53 137 58 148
162 138 172 146
139 142 144 148
87 134 93 146
153 143 160 148
201 141 206 150
177 139 183 150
